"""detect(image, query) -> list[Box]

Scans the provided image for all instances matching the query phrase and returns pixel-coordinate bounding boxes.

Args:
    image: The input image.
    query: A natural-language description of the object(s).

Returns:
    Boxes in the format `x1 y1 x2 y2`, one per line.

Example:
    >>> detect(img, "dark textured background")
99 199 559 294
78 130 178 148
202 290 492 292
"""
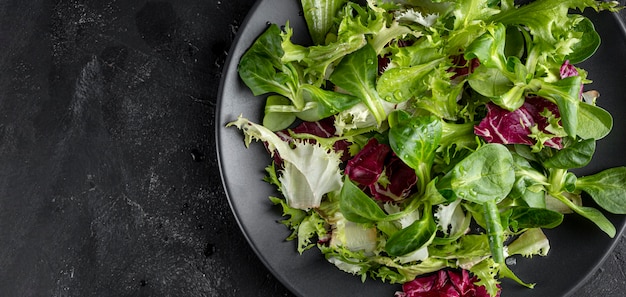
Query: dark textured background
0 0 624 296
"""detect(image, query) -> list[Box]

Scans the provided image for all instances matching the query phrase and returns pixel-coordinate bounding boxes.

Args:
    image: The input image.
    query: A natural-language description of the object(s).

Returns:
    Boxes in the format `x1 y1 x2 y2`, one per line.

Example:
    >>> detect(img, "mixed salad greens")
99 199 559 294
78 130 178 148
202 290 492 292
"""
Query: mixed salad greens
227 0 626 296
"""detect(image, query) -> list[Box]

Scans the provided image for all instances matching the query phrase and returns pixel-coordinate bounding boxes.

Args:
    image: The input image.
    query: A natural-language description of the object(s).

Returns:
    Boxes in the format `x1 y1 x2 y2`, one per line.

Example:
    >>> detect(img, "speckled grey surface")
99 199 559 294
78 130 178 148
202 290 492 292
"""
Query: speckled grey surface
0 0 624 296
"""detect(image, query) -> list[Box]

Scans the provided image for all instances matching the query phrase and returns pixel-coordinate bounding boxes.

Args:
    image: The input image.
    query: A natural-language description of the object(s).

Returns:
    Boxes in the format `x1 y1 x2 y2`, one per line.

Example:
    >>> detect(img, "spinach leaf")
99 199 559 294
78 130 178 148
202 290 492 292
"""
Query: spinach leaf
339 177 387 223
577 102 613 140
329 44 387 125
510 153 549 207
296 84 361 122
563 172 578 193
385 206 437 257
576 167 626 214
503 206 564 231
468 67 517 104
542 138 596 169
241 24 284 68
565 16 601 64
551 192 616 237
437 144 516 204
388 111 442 193
238 25 303 108
519 190 546 209
437 144 516 264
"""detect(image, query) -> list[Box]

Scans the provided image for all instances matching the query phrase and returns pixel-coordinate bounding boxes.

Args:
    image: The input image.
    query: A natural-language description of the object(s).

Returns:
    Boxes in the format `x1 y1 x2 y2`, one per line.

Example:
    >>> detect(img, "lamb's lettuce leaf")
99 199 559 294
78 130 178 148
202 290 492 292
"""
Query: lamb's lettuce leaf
576 167 626 214
329 44 387 126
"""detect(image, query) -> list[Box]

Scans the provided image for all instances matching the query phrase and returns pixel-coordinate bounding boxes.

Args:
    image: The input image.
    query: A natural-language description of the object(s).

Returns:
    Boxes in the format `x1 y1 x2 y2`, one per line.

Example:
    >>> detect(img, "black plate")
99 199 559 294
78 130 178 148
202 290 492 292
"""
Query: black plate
216 1 626 296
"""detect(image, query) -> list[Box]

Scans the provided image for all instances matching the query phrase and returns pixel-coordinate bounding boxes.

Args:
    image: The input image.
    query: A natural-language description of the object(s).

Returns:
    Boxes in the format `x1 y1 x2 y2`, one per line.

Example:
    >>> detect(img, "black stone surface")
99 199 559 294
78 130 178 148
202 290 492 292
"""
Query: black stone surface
0 0 624 296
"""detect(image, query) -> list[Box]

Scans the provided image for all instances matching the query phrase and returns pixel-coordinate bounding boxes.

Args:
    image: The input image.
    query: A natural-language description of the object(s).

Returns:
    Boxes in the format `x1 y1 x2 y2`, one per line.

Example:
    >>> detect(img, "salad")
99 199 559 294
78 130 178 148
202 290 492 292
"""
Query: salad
227 0 626 296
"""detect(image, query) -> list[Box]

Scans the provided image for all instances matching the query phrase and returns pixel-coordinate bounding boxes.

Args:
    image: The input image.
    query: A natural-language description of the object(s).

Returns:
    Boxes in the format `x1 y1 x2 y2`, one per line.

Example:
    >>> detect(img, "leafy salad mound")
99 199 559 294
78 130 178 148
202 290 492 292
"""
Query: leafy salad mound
227 0 626 296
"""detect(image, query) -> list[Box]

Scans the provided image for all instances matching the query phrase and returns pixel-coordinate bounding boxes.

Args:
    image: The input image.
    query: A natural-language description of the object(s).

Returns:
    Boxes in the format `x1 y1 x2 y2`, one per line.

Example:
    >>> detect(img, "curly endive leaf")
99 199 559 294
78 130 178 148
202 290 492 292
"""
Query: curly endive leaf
228 116 343 210
507 228 551 258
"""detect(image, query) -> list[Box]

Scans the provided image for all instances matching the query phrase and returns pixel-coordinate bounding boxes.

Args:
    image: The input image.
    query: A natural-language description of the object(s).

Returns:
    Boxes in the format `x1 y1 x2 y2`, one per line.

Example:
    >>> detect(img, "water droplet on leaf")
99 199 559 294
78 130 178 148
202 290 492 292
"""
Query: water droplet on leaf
393 91 403 100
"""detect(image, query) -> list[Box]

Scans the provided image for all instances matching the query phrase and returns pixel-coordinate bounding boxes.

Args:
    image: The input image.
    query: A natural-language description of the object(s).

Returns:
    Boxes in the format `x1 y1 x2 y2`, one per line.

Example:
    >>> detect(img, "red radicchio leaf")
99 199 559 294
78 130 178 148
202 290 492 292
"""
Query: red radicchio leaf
396 269 500 297
270 117 352 166
559 60 579 78
345 138 390 185
368 155 417 202
399 273 439 295
290 116 336 137
379 56 390 75
379 40 415 75
474 60 580 149
288 117 352 161
450 55 480 79
560 60 583 96
333 139 352 162
474 96 563 149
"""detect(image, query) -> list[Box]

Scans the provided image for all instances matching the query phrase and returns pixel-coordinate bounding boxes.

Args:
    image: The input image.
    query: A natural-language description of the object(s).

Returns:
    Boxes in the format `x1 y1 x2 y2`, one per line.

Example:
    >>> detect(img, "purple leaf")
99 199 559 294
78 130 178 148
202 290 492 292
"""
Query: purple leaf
450 55 480 79
369 155 417 202
474 96 563 149
397 269 499 297
345 138 390 185
560 60 583 96
291 116 336 137
559 60 578 78
272 117 351 166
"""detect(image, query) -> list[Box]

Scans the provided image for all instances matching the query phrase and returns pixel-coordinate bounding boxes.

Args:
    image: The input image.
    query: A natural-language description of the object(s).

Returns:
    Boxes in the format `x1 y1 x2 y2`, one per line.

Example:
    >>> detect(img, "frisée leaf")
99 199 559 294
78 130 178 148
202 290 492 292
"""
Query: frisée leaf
227 116 343 210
